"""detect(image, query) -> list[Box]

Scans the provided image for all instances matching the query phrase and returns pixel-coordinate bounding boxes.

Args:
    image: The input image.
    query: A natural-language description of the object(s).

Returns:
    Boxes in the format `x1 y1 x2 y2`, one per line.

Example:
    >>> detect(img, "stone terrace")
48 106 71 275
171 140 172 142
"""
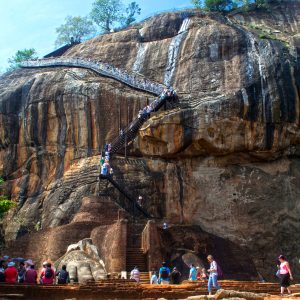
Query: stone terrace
0 280 300 300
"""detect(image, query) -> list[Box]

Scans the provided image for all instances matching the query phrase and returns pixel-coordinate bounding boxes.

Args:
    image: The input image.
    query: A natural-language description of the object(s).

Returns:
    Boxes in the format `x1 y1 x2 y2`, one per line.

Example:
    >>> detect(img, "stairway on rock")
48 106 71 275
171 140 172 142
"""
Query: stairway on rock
126 221 149 283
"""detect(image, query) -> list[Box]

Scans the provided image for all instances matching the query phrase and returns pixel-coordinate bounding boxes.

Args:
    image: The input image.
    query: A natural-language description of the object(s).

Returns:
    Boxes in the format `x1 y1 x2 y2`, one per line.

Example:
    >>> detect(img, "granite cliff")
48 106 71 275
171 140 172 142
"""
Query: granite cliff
0 0 300 281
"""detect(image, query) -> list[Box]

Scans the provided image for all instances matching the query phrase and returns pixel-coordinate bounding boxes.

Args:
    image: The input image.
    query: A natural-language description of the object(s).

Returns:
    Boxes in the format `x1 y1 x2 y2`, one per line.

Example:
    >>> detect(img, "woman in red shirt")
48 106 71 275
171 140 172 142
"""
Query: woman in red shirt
4 262 17 284
40 263 55 285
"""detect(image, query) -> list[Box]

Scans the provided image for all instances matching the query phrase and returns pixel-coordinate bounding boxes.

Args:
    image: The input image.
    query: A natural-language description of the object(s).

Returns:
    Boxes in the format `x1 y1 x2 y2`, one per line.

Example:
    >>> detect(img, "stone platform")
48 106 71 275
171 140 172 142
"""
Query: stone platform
0 280 299 300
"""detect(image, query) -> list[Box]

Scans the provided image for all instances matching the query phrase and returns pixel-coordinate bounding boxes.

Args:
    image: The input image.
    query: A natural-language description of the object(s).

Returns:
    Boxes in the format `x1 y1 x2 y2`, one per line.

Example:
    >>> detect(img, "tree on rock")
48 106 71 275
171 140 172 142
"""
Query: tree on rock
90 0 123 32
204 0 234 11
7 48 37 71
122 2 141 27
190 0 202 9
55 16 96 47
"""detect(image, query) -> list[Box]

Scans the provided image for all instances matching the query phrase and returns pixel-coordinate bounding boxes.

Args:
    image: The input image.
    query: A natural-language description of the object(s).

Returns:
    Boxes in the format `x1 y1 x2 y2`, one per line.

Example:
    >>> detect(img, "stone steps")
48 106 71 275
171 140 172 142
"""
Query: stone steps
0 281 300 300
126 247 147 272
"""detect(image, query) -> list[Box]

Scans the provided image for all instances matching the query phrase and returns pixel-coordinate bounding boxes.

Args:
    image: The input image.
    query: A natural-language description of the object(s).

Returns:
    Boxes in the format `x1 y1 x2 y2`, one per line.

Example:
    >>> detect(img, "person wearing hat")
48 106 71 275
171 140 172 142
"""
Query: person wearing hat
4 262 17 284
25 259 34 271
24 262 37 285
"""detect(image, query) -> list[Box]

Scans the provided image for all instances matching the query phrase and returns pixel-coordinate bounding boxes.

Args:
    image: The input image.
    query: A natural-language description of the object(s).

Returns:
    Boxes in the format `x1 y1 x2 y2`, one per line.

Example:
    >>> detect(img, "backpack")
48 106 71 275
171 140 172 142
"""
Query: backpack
161 267 169 279
58 270 68 284
45 267 53 279
18 267 26 283
0 271 5 283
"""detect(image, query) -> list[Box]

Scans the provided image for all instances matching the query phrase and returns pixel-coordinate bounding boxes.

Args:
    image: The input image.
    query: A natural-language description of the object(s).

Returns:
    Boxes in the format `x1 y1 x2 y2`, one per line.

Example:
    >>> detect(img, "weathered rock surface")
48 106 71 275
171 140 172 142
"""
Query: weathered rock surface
0 0 300 282
56 238 107 283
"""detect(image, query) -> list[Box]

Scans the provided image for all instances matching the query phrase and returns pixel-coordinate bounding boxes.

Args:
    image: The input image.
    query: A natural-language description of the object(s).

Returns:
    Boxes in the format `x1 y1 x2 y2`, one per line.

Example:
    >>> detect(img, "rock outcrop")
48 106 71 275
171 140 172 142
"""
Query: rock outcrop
1 0 300 281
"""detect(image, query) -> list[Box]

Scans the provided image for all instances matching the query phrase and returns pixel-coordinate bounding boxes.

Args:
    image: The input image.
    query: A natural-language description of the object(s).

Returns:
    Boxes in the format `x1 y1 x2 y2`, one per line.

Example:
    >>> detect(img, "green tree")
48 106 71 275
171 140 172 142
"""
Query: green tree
190 0 202 9
7 48 37 71
55 16 96 47
0 177 15 218
90 0 123 32
122 2 141 27
204 0 233 11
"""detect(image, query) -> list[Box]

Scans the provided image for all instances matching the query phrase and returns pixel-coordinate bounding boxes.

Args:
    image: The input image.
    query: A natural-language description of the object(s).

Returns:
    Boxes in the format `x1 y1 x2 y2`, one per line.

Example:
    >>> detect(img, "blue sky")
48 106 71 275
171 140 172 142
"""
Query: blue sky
0 0 192 72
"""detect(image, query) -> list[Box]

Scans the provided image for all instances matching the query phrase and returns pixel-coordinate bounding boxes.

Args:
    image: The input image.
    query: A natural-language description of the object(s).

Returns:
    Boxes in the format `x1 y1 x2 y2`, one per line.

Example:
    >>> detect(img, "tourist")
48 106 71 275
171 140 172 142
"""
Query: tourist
100 155 105 166
0 260 5 282
189 264 197 281
159 262 170 284
207 255 221 295
163 222 168 230
150 271 158 284
40 263 55 285
105 151 110 161
24 259 34 271
56 265 69 284
170 267 181 284
277 255 293 295
17 262 26 283
100 161 110 177
24 264 37 285
137 195 143 206
109 167 114 176
130 266 140 283
199 267 208 281
4 262 17 284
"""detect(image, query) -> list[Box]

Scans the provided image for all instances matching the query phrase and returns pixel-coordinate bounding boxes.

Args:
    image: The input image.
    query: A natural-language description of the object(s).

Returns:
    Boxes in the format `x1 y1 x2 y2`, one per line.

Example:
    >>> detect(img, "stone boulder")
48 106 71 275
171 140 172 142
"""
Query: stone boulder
215 289 269 300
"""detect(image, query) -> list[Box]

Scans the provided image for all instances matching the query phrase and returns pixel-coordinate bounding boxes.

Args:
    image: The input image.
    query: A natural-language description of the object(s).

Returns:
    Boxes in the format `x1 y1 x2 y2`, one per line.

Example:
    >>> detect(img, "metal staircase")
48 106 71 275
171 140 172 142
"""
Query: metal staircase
99 174 151 219
110 93 175 155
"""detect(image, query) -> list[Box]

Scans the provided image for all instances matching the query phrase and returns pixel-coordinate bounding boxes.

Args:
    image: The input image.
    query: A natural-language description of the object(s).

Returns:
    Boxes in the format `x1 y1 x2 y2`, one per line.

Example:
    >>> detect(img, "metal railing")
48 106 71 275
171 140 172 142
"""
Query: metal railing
20 57 166 96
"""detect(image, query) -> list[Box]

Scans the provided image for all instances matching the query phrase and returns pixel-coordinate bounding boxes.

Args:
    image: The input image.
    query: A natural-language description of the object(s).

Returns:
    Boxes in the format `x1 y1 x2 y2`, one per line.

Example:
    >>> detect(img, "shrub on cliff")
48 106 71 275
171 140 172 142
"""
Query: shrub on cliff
7 48 37 71
191 0 236 11
0 177 15 218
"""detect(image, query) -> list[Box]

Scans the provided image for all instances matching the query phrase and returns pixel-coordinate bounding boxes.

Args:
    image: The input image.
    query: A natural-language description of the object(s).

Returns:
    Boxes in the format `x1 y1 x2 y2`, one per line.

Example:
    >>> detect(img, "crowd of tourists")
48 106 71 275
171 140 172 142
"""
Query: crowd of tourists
0 257 69 285
0 254 296 295
130 255 221 295
130 254 295 296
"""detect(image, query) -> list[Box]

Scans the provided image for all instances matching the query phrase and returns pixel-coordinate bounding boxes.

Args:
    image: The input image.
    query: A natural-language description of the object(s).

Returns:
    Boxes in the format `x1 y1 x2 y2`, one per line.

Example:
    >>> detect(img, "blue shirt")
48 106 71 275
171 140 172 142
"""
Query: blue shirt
159 267 170 280
190 267 197 280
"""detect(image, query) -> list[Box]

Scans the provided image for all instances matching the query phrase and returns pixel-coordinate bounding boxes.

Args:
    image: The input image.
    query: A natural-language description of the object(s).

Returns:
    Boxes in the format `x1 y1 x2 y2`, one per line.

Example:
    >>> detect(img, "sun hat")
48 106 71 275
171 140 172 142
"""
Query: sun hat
25 259 33 266
8 262 15 267
43 261 48 266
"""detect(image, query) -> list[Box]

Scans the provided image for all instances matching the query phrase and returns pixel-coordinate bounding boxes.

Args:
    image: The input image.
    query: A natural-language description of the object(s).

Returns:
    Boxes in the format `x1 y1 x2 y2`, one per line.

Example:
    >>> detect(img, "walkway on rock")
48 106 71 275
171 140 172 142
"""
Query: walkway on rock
109 92 177 155
20 57 166 96
98 91 177 219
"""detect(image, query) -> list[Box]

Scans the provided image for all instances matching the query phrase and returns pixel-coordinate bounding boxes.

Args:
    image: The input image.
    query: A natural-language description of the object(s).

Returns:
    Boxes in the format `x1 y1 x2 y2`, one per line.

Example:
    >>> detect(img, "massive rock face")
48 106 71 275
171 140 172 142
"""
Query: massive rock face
1 1 300 281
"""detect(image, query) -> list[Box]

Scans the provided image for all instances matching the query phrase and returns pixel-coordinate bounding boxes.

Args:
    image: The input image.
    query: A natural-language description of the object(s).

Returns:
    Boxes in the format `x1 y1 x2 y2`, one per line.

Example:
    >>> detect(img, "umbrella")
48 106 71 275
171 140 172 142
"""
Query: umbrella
11 257 26 263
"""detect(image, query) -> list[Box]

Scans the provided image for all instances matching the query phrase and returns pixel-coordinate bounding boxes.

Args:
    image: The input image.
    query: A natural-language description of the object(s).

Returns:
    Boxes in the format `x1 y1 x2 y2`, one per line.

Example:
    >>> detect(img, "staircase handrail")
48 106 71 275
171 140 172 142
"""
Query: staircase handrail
20 57 166 96
104 175 152 218
109 93 171 154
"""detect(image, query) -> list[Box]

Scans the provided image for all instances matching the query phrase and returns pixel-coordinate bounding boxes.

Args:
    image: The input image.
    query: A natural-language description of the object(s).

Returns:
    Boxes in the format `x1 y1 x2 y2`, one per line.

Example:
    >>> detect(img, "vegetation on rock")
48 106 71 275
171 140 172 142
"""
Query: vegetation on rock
55 16 96 47
7 48 37 71
190 0 284 11
0 177 14 218
90 0 141 32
